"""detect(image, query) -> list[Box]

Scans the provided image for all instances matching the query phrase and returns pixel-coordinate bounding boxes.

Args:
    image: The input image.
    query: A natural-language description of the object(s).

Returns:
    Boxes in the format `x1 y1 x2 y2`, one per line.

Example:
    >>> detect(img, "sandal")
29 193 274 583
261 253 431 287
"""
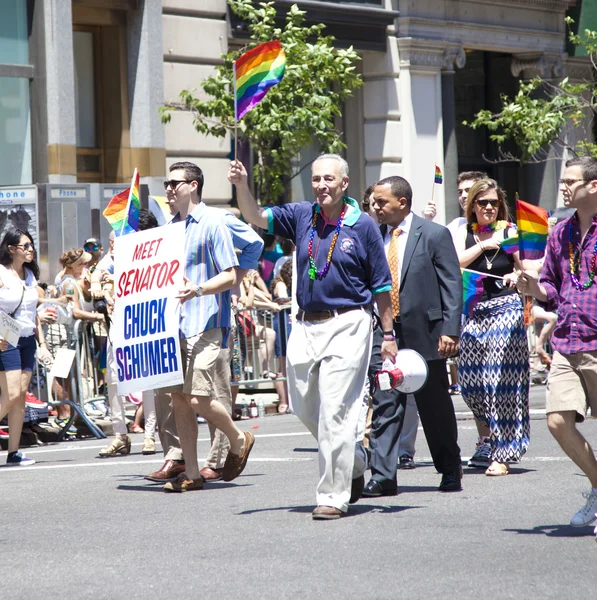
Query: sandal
485 461 510 476
130 424 144 434
262 371 282 380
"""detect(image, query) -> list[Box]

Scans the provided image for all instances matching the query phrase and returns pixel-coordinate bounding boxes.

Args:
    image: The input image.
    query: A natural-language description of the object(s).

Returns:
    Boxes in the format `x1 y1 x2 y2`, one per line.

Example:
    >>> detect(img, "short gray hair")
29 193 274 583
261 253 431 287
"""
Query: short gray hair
313 154 349 178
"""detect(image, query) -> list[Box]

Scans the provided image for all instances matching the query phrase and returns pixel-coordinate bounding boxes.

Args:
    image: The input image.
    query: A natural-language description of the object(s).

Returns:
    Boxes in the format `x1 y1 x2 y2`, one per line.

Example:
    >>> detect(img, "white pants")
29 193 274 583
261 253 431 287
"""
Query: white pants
287 308 372 512
397 393 419 458
106 342 156 438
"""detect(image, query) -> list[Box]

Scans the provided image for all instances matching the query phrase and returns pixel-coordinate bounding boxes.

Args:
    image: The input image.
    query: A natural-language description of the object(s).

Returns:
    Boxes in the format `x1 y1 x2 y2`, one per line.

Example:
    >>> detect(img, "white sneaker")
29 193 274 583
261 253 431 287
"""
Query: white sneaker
570 490 597 527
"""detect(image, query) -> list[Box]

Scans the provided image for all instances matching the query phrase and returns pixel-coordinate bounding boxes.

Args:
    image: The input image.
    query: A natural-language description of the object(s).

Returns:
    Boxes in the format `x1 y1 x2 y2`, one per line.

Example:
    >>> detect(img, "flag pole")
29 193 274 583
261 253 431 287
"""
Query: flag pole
461 267 504 281
233 62 238 163
431 163 436 205
120 168 138 237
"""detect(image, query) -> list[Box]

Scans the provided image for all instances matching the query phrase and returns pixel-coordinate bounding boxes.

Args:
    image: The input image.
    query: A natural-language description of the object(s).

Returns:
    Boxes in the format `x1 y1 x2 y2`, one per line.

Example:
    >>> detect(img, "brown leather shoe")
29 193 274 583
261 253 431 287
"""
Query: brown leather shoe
144 460 186 482
312 505 344 520
163 472 204 493
221 431 255 482
199 467 223 481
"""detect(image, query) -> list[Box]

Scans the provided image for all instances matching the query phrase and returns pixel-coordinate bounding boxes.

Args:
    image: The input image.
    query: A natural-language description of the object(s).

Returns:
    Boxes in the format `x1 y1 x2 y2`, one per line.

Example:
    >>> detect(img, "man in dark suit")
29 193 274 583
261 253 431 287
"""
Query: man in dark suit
364 175 463 495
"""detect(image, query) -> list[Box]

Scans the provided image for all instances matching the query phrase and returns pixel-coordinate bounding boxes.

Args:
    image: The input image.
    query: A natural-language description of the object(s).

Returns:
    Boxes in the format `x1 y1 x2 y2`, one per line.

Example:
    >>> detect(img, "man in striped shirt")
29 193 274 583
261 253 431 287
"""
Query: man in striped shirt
161 161 255 492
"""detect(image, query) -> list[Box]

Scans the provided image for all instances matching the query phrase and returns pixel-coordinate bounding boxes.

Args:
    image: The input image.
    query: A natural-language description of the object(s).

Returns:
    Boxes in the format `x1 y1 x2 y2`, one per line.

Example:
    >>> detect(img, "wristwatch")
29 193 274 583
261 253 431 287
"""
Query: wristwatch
196 285 204 297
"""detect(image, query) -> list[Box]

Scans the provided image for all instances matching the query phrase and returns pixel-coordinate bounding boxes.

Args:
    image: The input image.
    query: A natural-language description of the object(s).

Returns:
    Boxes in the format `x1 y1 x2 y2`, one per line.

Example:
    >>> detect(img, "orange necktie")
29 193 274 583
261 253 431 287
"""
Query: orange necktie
387 228 401 318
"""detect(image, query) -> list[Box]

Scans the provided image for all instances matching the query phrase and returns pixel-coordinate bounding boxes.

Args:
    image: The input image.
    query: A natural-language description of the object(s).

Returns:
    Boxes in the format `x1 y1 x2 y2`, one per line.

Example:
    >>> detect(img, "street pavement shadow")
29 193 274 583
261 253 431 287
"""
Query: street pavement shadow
237 504 419 518
463 467 537 476
293 447 318 453
503 524 594 538
0 458 76 467
398 486 446 493
116 482 252 492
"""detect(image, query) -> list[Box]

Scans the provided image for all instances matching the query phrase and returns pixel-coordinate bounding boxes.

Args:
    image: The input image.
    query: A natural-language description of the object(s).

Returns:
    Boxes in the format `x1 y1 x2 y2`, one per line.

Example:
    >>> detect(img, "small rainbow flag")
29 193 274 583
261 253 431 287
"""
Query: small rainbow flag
434 165 443 184
234 40 286 121
501 234 519 255
462 269 486 316
516 199 548 260
103 169 141 236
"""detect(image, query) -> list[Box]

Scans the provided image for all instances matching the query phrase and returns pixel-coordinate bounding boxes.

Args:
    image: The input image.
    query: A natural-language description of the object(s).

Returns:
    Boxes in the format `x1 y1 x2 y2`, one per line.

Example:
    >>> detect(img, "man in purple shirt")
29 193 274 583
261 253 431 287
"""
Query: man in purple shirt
519 156 597 532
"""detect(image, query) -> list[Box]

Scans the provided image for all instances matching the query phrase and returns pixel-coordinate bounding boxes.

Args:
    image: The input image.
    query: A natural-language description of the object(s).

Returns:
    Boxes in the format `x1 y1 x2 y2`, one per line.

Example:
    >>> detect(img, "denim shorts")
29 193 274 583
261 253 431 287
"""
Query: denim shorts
0 335 37 372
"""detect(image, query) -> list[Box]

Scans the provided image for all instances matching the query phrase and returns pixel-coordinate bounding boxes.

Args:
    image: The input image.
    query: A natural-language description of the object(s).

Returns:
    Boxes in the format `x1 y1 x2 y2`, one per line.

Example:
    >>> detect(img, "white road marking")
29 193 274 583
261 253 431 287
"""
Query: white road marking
0 431 313 457
0 456 313 473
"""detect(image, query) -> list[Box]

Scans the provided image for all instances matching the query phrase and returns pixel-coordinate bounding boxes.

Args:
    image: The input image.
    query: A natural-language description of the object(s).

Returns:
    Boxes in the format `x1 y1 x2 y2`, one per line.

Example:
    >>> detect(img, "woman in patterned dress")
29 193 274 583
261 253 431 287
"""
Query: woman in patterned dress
454 179 530 476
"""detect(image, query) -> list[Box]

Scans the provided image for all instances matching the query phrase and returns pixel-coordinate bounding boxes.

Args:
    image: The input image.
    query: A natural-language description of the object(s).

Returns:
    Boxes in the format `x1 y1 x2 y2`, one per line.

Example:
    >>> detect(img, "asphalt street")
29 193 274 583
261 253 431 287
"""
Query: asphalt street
1 385 596 600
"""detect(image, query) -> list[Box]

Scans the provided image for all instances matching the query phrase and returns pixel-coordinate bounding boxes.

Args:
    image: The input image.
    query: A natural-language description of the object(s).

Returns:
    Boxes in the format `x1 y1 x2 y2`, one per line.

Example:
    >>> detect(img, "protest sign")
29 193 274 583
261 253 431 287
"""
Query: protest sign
0 311 22 347
111 222 185 394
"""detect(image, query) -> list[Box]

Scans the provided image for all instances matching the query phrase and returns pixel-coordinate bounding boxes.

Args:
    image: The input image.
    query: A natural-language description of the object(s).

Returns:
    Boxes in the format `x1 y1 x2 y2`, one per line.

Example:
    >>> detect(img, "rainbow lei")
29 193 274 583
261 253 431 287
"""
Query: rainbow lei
568 220 597 290
308 204 346 280
470 220 513 233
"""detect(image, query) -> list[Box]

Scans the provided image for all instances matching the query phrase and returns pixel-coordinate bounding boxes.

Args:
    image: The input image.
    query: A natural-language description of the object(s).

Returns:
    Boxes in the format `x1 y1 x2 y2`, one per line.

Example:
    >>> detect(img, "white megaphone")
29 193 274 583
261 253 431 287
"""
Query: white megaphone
375 349 428 394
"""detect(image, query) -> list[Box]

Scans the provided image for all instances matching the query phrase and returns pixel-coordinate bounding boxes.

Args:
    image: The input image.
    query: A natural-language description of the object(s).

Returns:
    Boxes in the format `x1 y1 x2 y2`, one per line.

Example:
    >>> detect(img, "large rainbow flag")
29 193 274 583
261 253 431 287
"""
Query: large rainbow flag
103 169 141 236
516 199 548 260
234 40 286 121
462 269 486 316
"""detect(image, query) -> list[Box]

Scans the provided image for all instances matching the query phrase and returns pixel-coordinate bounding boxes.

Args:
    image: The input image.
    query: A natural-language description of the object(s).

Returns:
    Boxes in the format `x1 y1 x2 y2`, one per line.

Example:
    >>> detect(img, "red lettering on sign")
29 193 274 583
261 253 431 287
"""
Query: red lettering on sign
116 261 181 297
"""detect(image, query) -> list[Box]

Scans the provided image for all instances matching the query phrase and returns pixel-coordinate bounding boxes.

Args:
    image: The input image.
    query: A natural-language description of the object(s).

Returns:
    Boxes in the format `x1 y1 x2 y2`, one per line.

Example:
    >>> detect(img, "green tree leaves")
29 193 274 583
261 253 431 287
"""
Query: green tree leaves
160 1 362 204
465 19 597 163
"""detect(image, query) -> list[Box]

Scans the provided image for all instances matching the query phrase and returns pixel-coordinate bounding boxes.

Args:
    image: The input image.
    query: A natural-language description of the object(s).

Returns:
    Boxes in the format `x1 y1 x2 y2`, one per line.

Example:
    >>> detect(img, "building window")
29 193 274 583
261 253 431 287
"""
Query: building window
0 77 32 185
74 31 97 148
73 28 103 181
0 0 28 65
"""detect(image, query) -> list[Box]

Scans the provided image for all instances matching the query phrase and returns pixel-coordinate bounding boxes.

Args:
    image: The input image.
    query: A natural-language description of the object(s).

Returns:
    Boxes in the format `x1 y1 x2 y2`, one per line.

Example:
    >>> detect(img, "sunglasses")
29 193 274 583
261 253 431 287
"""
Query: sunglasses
13 242 33 251
84 243 101 252
475 199 500 208
559 178 586 187
163 179 192 191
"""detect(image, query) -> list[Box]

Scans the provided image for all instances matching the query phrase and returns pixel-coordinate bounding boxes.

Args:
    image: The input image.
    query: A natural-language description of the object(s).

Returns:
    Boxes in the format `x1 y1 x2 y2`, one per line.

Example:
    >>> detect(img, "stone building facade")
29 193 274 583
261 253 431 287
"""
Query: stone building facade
0 0 591 217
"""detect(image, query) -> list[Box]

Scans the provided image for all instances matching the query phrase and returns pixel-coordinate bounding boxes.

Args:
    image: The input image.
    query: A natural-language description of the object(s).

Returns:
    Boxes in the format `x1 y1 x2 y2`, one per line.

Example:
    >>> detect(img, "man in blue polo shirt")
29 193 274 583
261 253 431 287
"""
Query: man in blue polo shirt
228 154 397 520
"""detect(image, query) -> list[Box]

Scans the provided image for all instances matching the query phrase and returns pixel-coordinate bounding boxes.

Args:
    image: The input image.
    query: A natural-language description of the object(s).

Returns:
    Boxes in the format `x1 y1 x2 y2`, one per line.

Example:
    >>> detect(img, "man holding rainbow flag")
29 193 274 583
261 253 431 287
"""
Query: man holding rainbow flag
519 156 597 534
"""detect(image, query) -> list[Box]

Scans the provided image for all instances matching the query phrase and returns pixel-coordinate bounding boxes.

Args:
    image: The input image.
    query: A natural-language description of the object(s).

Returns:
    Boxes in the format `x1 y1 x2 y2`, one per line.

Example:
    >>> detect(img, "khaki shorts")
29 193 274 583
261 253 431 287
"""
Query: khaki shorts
546 351 597 422
165 328 222 397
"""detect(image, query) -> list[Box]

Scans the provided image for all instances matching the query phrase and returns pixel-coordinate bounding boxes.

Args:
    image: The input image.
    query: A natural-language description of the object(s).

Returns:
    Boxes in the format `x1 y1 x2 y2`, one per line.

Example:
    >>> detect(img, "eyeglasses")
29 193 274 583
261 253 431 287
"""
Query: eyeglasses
12 242 33 251
559 178 586 187
163 179 191 191
475 199 500 208
84 243 100 252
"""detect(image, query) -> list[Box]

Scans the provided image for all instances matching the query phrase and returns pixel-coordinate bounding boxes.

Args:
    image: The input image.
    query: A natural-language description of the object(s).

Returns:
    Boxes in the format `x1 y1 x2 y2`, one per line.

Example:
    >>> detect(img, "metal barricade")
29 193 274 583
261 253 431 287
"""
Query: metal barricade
234 305 291 388
41 317 106 439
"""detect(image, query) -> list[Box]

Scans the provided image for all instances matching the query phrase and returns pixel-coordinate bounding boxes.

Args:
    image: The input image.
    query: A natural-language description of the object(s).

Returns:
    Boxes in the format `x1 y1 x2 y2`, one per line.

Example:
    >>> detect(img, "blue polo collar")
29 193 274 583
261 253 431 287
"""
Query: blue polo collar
314 196 360 227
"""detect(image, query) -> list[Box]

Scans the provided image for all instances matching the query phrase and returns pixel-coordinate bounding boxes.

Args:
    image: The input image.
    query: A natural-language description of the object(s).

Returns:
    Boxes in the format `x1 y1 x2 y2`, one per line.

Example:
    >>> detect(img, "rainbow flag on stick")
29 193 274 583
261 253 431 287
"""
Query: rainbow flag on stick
234 40 286 121
434 164 443 184
462 269 486 316
516 199 548 260
103 169 141 236
501 234 519 255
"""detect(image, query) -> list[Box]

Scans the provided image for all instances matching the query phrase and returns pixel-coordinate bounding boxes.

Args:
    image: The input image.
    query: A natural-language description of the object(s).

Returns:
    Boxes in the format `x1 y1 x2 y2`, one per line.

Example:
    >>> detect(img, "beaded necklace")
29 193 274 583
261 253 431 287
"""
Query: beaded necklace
308 203 346 280
568 220 597 290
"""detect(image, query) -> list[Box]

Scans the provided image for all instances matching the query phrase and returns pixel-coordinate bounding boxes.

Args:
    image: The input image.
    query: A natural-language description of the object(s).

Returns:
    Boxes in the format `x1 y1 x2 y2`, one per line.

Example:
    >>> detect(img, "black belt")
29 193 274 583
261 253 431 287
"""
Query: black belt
297 306 361 323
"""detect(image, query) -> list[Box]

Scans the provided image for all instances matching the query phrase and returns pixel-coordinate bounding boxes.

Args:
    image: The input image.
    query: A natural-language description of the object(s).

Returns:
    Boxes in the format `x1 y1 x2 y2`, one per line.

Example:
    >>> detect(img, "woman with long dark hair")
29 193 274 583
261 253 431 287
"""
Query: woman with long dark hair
0 228 52 465
454 180 530 476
